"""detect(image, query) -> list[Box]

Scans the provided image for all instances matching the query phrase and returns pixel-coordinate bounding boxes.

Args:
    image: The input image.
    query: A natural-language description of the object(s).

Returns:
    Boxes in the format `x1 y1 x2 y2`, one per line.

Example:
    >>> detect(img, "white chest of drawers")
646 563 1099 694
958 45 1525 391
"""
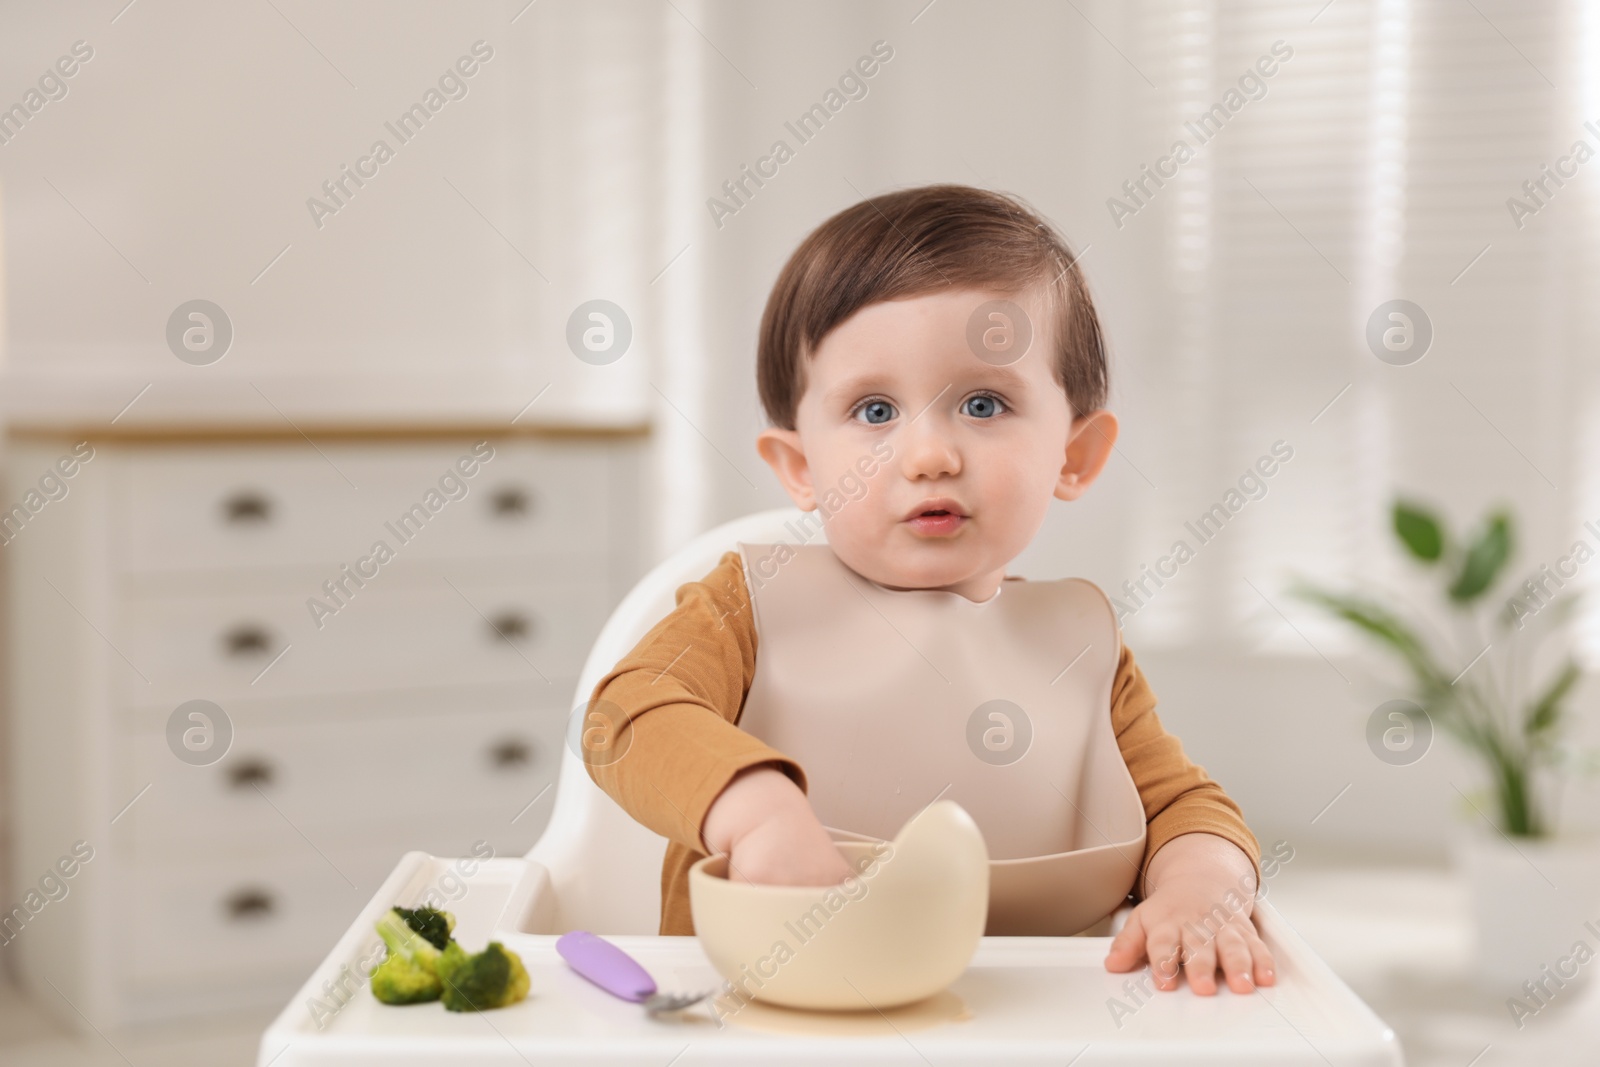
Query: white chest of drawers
1 431 643 1027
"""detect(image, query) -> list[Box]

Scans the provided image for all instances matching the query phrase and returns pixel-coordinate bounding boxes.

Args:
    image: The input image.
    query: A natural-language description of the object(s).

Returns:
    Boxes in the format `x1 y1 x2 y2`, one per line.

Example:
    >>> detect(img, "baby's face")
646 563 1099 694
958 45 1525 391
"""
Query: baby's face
757 286 1117 601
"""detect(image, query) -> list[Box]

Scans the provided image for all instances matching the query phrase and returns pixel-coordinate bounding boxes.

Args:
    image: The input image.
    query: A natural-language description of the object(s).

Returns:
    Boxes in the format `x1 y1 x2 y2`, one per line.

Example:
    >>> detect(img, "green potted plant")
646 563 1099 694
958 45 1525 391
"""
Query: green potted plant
1288 500 1600 989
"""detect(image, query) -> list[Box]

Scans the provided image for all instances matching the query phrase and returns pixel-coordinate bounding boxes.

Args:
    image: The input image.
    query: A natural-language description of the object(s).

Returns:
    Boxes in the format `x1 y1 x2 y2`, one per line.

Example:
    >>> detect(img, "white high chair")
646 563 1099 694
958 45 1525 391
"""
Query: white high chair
259 507 1405 1065
518 508 817 935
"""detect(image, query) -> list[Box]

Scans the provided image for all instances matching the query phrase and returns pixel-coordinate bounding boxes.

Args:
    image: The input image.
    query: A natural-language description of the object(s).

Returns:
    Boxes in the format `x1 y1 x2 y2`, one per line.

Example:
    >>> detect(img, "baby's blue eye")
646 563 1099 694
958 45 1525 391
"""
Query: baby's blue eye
963 394 1005 418
855 399 896 425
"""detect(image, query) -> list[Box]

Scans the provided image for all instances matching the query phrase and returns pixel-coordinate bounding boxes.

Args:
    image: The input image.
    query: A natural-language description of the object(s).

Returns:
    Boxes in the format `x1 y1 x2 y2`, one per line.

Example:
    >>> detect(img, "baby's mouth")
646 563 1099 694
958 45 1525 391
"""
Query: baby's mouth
904 507 967 537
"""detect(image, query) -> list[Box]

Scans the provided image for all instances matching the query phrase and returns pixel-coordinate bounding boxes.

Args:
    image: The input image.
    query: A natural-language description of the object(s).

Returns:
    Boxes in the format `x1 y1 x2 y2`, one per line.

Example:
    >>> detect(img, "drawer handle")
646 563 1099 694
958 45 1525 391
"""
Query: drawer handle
222 491 274 525
223 625 273 657
489 486 534 519
227 758 275 789
487 611 534 643
488 738 533 770
224 887 275 921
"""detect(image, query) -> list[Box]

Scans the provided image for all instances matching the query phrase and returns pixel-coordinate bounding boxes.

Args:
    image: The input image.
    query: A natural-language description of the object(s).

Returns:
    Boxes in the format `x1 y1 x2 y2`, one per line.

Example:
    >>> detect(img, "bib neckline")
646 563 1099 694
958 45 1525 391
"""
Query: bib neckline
849 562 1014 606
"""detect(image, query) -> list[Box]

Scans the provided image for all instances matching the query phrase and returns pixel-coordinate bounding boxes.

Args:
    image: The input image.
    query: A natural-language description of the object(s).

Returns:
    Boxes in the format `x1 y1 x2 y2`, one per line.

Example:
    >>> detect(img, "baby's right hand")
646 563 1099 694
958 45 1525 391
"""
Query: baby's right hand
701 765 855 888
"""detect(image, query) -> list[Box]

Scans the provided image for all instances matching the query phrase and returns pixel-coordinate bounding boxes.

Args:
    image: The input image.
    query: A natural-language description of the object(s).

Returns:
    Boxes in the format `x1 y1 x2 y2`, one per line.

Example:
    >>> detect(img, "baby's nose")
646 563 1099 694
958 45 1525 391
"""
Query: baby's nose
897 419 962 479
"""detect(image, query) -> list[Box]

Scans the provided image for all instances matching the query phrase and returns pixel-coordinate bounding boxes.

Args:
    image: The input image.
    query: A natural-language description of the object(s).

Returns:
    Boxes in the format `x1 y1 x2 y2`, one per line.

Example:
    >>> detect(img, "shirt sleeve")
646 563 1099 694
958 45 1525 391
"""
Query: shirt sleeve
1110 640 1262 898
582 550 808 855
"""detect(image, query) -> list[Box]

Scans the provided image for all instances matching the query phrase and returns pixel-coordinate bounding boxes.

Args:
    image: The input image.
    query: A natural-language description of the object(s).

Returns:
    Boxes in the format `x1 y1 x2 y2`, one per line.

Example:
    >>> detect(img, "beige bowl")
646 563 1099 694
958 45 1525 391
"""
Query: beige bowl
688 799 989 1011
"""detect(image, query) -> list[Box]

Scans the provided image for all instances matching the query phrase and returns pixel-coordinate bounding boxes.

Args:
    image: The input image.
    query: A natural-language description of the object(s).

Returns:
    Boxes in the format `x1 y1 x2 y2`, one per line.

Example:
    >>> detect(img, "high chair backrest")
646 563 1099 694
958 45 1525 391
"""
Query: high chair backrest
524 507 825 934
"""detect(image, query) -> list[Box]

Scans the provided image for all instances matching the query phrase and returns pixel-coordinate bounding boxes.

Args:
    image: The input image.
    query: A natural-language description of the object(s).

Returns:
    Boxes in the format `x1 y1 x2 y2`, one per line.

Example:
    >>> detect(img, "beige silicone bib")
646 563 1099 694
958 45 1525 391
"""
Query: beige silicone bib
735 541 1147 936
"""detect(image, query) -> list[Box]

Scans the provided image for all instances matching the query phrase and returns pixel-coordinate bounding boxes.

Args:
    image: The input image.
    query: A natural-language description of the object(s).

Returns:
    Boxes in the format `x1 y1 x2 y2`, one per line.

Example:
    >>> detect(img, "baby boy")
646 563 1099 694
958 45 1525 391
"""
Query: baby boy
585 183 1275 996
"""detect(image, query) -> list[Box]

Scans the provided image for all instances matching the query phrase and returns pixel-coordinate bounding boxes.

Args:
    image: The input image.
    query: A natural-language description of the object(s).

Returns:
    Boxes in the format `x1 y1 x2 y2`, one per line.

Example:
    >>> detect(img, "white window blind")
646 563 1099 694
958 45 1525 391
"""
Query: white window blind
1112 0 1599 669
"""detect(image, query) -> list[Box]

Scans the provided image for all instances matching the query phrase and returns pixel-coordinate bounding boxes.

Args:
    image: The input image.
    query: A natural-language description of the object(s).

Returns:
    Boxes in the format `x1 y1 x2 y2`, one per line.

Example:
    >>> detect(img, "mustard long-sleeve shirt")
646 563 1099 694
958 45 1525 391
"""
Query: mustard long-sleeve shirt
584 550 1259 936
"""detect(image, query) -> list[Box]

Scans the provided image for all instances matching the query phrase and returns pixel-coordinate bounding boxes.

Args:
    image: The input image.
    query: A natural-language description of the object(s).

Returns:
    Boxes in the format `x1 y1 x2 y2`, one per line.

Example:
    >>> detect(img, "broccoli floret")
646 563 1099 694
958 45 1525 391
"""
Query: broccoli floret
370 953 443 1004
436 941 531 1012
370 907 457 1005
393 905 456 950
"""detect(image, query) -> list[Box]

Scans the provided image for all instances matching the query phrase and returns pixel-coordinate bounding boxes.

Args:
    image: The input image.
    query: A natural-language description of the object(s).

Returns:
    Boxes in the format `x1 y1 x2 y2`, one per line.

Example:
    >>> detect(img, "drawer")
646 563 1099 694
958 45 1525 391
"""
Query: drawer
118 577 609 702
119 845 411 989
120 707 564 859
120 832 547 988
114 440 615 573
121 848 373 987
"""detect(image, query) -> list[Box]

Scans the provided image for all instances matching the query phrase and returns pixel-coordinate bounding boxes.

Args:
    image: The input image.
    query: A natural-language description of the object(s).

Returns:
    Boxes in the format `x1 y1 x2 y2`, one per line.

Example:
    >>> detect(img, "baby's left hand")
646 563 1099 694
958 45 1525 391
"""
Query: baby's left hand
1103 836 1277 995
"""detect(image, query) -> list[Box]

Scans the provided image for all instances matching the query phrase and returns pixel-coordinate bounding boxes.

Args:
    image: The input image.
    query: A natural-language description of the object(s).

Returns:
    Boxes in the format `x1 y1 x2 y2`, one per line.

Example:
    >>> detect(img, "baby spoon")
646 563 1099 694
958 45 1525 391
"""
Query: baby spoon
556 930 714 1015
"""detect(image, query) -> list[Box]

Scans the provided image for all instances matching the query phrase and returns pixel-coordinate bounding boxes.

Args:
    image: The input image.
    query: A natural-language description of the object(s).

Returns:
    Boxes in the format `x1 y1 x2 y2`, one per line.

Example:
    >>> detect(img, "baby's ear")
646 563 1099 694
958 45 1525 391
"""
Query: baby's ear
1056 409 1118 502
756 427 816 509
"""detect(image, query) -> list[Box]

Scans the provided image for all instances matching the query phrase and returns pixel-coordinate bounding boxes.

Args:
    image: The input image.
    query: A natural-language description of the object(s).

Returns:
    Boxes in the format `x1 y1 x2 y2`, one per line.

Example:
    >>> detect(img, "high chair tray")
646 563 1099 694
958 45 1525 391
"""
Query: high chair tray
259 852 1403 1066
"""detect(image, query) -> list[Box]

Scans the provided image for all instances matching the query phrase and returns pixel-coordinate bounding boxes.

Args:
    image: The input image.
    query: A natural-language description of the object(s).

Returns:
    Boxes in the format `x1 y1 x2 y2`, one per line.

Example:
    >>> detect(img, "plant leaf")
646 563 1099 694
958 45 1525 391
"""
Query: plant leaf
1285 581 1453 691
1525 659 1581 736
1449 511 1512 603
1393 501 1445 562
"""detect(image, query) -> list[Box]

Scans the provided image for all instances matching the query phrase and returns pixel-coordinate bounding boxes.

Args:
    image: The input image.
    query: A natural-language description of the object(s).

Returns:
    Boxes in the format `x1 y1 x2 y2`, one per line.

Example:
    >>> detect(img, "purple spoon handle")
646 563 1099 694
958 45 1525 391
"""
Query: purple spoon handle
556 930 658 1003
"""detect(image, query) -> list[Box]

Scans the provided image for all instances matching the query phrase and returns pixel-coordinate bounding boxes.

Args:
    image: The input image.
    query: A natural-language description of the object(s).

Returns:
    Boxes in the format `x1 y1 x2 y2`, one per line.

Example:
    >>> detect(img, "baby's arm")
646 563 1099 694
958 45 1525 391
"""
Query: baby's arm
702 765 854 886
582 551 850 887
1098 642 1277 994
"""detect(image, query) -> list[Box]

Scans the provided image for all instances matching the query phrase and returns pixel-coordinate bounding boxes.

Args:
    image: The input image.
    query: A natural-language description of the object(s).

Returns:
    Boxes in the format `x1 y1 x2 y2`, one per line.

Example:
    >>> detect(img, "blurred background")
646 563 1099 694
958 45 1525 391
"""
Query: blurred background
1 0 1598 1063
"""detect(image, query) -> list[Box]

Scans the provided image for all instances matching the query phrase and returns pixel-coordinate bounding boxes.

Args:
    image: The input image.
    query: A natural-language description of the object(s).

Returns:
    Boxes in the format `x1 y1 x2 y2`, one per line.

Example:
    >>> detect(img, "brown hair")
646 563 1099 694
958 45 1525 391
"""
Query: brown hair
756 183 1108 430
